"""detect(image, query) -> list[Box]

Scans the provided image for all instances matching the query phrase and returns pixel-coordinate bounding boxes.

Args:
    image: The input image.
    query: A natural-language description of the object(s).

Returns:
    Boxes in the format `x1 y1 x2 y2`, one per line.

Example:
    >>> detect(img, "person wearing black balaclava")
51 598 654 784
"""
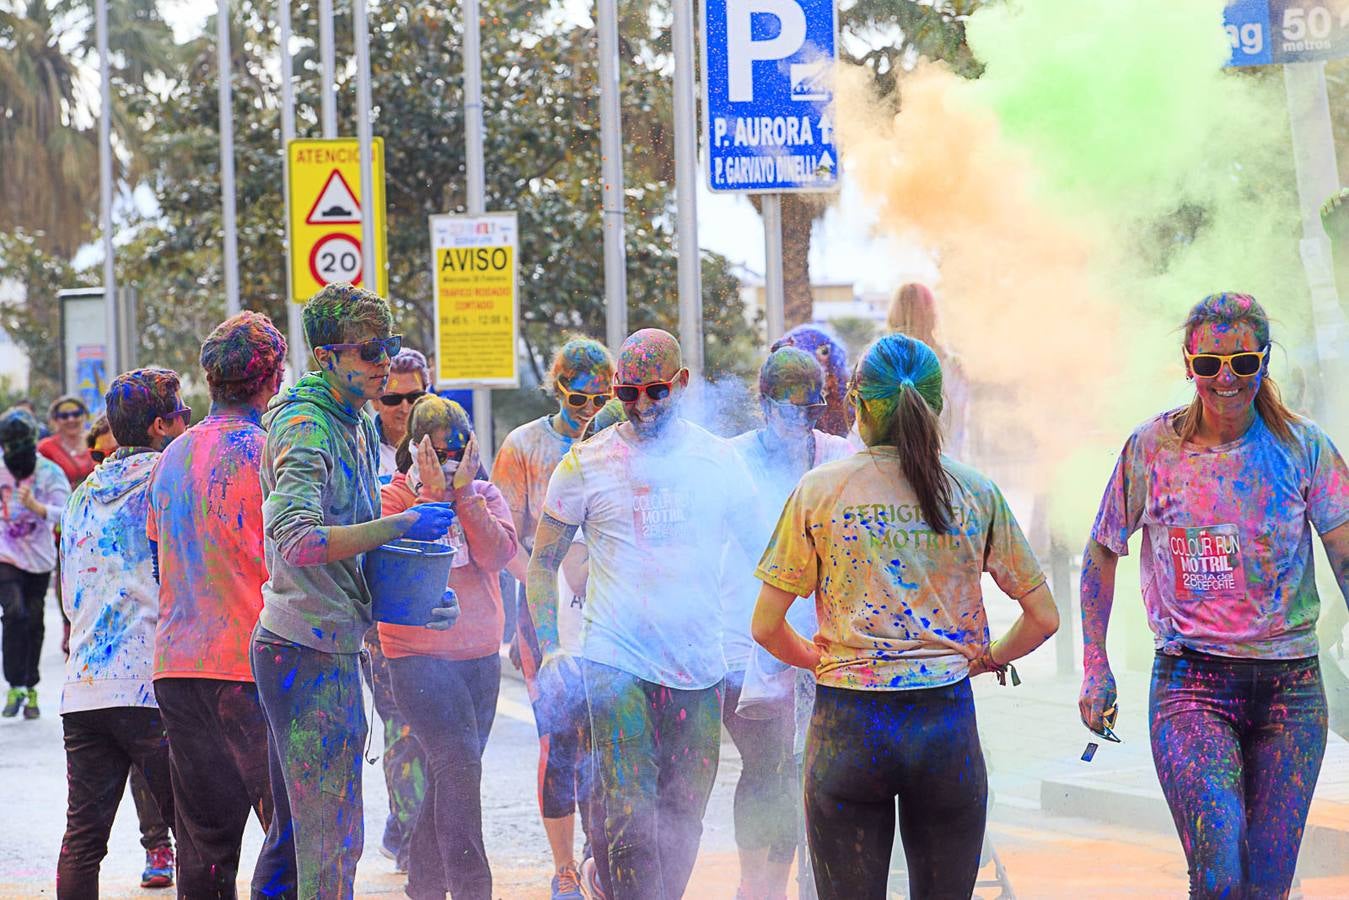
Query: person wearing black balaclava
0 408 71 719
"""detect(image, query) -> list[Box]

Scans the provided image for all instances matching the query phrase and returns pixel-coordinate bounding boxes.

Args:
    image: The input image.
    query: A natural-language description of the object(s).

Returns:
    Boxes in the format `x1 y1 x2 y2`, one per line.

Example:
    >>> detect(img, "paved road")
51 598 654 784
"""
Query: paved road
4 589 1349 898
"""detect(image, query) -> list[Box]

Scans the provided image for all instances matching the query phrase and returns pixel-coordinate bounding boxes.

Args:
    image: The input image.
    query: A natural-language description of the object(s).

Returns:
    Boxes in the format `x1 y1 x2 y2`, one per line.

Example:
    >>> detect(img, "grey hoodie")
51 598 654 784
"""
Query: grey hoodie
258 372 381 653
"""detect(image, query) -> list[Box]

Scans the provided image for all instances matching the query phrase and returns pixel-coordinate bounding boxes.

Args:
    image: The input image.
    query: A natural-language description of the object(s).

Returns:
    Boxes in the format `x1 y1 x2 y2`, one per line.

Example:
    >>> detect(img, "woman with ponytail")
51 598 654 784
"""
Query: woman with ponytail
1080 293 1349 899
751 334 1060 900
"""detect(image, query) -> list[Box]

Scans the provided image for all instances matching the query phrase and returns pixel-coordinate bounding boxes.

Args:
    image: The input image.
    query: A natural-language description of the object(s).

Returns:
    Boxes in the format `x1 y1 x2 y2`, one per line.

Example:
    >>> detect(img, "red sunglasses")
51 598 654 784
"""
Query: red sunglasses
614 379 677 403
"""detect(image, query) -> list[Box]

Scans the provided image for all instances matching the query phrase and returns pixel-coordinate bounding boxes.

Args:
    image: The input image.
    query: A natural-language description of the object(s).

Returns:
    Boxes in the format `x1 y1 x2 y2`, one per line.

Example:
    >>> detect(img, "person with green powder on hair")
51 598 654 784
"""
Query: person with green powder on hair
752 333 1059 900
249 282 460 899
719 346 852 900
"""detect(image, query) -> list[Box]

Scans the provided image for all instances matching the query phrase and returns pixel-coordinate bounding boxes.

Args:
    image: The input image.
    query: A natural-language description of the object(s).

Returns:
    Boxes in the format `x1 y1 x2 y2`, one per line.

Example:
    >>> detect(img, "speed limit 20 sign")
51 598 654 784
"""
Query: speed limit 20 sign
286 138 388 301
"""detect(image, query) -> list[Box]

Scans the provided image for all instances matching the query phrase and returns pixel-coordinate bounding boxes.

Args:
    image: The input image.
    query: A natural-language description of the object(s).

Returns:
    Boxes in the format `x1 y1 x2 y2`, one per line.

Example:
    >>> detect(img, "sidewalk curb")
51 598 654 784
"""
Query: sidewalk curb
1041 767 1349 878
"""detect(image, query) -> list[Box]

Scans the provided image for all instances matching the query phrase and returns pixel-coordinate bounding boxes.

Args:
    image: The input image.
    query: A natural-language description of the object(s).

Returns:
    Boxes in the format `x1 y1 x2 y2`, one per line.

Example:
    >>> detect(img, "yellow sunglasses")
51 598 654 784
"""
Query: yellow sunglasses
1184 346 1268 379
556 380 612 410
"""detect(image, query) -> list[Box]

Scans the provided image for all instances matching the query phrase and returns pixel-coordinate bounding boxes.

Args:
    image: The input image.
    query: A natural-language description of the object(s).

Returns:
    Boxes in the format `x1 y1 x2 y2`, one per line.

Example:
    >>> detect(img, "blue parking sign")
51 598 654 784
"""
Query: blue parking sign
702 0 840 193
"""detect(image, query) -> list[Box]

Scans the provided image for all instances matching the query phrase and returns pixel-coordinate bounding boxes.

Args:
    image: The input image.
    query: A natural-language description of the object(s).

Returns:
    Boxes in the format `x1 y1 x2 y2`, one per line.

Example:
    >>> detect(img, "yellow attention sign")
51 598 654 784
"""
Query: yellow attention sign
430 213 520 388
286 138 388 302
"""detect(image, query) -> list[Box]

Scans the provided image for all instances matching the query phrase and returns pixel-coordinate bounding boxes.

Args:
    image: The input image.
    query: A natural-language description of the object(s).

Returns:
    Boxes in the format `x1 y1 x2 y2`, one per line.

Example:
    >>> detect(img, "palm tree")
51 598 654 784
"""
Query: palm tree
0 0 98 256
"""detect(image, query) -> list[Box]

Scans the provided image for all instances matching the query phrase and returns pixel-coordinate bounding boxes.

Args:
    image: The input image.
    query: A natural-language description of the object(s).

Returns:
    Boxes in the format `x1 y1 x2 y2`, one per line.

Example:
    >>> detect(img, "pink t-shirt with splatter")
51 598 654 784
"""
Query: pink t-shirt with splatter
1091 410 1349 659
146 415 269 681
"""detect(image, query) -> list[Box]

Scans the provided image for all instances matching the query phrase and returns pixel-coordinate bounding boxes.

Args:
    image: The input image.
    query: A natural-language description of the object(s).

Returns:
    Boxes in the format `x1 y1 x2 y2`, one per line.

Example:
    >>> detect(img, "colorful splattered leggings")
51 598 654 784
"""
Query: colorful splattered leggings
388 653 500 900
721 668 797 863
803 681 987 900
583 660 722 900
1150 650 1327 900
251 628 367 900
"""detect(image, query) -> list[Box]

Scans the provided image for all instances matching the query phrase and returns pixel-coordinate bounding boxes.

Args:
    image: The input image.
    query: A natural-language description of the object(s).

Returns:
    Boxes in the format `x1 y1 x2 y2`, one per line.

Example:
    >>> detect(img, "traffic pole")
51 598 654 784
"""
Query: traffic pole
762 193 785 345
1283 61 1349 435
598 0 628 353
463 0 494 459
96 0 117 376
672 0 703 379
218 0 240 315
317 0 337 138
352 0 377 299
279 0 307 379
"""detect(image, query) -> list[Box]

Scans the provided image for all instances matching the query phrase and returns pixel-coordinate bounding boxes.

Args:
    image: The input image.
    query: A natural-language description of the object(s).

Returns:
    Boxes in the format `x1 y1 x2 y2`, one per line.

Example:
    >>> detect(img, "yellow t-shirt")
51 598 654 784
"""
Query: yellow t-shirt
755 447 1045 690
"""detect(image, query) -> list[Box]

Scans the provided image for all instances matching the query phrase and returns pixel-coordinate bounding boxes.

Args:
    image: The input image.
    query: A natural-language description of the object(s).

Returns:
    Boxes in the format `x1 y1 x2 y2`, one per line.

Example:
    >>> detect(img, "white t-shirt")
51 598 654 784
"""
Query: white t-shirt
558 532 586 656
720 429 854 670
542 419 758 689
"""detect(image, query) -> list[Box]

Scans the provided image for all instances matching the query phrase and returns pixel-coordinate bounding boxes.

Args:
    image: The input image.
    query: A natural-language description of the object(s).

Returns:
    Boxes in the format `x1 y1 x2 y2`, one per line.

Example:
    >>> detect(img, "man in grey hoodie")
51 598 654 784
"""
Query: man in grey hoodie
250 282 458 900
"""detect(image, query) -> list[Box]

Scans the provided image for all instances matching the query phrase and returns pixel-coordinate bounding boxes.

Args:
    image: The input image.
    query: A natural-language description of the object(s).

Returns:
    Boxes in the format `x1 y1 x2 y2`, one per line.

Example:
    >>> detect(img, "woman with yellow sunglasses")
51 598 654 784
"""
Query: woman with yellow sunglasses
1080 292 1349 899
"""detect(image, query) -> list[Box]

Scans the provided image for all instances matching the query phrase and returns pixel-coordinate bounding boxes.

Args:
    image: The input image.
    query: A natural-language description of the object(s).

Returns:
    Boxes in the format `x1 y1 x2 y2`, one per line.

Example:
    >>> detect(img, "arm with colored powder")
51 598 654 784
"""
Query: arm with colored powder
1323 521 1349 610
969 581 1059 676
266 415 453 566
751 583 821 670
525 513 578 656
1078 539 1120 733
489 442 534 583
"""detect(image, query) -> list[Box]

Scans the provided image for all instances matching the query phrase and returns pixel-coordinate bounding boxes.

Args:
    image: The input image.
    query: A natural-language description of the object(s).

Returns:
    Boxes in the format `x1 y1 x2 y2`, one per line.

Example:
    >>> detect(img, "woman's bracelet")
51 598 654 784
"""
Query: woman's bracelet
974 646 1020 687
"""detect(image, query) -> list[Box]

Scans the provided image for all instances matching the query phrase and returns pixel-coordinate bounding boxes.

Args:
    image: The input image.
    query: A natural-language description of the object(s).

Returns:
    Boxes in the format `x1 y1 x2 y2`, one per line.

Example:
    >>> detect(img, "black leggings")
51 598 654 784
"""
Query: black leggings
804 681 987 900
0 563 49 689
721 669 797 862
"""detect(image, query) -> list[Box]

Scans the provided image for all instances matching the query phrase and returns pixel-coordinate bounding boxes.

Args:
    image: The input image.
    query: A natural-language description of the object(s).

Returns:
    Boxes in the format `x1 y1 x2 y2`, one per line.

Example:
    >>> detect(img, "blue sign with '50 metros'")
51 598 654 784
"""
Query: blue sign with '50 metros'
702 0 840 193
1226 0 1349 67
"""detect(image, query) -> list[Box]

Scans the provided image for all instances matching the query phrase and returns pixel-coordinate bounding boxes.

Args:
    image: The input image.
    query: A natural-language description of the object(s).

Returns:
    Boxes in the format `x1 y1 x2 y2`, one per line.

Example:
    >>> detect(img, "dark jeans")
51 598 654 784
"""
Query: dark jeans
583 660 722 900
129 766 172 850
155 677 283 899
804 681 987 900
388 653 500 900
1150 651 1327 900
722 669 797 862
250 629 366 900
0 563 49 688
57 706 175 900
361 632 426 861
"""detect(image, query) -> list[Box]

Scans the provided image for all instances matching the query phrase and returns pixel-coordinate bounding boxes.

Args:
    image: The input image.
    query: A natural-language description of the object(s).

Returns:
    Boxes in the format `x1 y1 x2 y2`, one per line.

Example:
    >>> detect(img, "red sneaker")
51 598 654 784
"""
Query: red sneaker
141 846 174 889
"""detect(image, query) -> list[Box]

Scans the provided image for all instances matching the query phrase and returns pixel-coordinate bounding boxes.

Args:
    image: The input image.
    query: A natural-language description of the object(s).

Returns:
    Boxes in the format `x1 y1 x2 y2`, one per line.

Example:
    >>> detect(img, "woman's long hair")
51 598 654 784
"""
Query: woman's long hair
394 394 473 473
853 334 952 534
1174 293 1300 445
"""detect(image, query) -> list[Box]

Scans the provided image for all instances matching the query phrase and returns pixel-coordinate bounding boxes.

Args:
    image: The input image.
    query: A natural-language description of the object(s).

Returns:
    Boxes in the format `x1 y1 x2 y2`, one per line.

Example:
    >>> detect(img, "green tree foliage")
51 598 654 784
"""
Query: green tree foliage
112 0 755 440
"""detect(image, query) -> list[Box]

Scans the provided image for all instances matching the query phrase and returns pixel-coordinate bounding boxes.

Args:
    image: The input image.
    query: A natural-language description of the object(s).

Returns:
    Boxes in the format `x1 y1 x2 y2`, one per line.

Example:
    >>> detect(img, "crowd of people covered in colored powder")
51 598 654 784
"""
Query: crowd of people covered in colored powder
0 280 1347 900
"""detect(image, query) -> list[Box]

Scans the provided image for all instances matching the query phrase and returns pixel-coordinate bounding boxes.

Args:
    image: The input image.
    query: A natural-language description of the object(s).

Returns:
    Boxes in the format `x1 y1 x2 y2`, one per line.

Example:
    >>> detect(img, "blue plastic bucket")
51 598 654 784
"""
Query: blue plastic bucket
364 539 457 626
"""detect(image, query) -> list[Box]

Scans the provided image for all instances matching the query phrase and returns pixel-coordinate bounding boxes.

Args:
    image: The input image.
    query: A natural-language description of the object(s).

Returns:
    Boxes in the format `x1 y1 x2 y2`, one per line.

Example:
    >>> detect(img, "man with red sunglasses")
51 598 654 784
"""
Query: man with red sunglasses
527 328 759 900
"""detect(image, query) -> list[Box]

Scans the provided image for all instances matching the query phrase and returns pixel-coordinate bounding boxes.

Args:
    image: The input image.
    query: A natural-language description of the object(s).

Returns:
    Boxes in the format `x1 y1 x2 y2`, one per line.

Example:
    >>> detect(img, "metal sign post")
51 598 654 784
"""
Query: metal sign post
673 0 704 379
278 0 308 377
598 0 629 353
353 0 378 297
317 0 337 137
96 0 117 376
218 0 240 315
462 0 494 457
762 194 785 344
1225 1 1349 429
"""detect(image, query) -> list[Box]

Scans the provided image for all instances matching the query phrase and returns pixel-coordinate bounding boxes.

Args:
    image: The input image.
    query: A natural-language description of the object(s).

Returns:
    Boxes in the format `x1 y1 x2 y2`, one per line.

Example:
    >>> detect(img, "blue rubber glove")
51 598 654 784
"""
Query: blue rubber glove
424 589 460 631
403 502 456 542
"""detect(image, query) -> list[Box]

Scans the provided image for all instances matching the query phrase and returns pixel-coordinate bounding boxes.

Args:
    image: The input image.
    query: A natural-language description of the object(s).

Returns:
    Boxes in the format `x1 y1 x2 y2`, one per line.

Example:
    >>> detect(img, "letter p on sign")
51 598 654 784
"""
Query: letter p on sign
727 0 807 102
